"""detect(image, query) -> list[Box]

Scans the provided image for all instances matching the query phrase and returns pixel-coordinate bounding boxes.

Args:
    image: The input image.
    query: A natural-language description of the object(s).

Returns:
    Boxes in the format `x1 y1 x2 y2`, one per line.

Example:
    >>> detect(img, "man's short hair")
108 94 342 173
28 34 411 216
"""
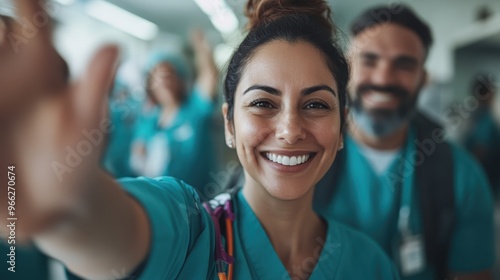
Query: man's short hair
350 4 433 56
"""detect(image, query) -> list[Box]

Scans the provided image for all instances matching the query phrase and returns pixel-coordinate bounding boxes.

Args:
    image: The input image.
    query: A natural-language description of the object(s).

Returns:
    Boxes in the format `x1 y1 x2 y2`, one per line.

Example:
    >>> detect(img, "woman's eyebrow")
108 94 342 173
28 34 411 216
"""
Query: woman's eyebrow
243 84 336 96
243 85 280 95
301 85 336 96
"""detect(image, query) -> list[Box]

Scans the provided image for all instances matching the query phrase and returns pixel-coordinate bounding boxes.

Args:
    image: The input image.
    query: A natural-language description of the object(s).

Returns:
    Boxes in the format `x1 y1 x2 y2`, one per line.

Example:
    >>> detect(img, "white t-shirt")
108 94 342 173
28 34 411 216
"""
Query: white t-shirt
357 144 401 175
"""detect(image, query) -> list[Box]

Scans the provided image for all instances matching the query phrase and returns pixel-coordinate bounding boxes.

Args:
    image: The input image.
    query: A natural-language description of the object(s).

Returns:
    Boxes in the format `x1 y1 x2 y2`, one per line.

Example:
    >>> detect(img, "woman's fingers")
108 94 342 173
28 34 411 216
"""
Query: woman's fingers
12 46 119 237
0 1 64 119
0 16 6 45
13 0 53 51
75 45 119 129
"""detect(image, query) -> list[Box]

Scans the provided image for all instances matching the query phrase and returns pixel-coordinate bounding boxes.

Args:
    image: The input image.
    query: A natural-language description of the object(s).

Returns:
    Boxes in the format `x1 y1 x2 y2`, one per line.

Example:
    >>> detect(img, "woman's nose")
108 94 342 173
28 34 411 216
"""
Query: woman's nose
275 110 306 145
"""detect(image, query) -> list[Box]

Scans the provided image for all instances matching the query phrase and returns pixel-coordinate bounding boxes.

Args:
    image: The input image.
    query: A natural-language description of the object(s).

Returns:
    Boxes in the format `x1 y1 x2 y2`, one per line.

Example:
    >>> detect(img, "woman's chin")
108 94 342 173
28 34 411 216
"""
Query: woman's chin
264 183 314 201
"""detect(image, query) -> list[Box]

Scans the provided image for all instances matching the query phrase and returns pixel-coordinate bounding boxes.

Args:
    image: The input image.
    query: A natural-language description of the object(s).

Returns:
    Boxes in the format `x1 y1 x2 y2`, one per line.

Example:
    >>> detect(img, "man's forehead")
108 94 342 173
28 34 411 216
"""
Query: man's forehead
349 23 426 62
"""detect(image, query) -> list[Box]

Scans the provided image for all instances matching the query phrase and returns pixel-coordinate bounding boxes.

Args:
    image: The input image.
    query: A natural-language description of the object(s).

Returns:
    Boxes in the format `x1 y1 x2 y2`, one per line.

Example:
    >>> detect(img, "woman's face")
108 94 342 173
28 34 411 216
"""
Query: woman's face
223 40 344 200
148 62 184 106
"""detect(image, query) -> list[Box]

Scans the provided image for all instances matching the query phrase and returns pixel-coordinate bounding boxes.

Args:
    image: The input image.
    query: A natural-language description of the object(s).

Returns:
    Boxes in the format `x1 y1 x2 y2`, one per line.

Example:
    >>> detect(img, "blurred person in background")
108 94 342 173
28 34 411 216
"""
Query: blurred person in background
464 76 500 197
314 4 495 280
101 77 141 178
130 30 219 199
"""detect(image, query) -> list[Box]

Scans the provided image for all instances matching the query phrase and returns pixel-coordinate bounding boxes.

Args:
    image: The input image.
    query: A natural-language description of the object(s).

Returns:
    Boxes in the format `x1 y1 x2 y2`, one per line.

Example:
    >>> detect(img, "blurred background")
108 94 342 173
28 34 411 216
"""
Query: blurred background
1 0 499 279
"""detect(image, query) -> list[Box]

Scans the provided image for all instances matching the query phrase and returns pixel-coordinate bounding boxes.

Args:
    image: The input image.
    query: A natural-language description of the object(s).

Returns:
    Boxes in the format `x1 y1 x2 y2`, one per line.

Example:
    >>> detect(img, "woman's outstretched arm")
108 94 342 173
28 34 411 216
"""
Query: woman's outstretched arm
34 171 150 279
0 1 151 278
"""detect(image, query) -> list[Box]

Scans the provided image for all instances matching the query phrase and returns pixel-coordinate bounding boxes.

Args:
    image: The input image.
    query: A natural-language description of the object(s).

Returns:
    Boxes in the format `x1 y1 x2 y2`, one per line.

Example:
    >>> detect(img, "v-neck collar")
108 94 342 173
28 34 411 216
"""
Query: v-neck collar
346 134 404 179
235 191 341 279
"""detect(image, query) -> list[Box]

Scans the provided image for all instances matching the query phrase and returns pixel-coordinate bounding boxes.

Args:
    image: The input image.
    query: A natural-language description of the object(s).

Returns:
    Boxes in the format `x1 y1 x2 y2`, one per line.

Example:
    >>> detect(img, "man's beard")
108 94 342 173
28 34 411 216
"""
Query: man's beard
349 84 419 137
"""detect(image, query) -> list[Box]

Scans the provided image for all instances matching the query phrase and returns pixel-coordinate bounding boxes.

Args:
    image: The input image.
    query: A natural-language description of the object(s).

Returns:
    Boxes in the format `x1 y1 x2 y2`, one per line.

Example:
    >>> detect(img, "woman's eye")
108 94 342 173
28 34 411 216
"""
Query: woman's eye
304 101 330 110
250 100 275 108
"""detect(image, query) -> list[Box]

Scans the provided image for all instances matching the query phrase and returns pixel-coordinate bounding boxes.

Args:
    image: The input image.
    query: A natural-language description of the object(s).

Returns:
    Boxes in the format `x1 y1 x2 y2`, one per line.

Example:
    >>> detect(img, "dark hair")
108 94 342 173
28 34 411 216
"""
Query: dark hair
471 74 496 98
350 5 433 56
224 0 349 131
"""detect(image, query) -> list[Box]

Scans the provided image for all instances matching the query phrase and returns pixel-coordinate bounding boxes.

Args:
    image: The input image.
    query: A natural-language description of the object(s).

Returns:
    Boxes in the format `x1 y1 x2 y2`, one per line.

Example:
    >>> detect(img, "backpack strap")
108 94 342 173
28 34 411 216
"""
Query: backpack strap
413 112 456 280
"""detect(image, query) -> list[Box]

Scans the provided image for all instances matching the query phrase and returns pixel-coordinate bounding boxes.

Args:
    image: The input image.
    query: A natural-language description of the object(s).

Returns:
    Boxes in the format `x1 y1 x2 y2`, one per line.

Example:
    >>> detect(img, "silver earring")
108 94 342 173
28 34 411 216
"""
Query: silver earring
227 139 233 148
338 142 344 151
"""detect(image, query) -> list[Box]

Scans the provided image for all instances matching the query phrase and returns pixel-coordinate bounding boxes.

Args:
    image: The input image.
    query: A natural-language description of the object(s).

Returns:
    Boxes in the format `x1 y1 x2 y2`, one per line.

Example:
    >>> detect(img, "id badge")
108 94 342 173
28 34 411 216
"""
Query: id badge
399 235 426 276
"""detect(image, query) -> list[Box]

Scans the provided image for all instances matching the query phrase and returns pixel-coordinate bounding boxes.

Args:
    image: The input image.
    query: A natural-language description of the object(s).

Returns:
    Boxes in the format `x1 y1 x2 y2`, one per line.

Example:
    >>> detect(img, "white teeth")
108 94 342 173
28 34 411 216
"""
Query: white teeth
282 156 290 165
265 153 311 166
369 92 393 103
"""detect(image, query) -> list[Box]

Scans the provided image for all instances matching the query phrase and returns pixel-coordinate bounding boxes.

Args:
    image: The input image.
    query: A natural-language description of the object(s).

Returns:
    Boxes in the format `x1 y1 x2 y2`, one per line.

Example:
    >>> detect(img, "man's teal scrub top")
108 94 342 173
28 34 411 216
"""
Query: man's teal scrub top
133 86 217 194
118 176 400 280
314 127 495 279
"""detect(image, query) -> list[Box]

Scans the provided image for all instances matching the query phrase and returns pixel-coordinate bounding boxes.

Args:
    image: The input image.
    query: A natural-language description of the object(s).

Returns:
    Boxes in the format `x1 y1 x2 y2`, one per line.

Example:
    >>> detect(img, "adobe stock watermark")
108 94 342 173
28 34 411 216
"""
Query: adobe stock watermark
51 118 114 182
201 159 240 200
175 159 241 226
7 0 60 53
281 235 340 280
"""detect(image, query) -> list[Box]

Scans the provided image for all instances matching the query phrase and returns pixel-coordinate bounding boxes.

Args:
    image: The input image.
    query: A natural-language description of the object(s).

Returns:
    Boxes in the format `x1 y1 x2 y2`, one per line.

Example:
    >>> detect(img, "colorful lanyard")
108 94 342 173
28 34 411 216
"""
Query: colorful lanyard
203 195 235 280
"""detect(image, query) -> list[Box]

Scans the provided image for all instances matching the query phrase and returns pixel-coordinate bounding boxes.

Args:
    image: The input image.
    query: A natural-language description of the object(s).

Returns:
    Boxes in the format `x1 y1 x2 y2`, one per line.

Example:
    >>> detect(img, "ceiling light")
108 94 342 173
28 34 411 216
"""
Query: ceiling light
194 0 239 36
86 0 159 40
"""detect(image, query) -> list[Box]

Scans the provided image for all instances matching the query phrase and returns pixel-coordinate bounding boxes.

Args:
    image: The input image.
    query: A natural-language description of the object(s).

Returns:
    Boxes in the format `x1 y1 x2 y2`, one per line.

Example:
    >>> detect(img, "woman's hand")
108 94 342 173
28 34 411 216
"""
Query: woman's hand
0 3 150 278
0 0 119 240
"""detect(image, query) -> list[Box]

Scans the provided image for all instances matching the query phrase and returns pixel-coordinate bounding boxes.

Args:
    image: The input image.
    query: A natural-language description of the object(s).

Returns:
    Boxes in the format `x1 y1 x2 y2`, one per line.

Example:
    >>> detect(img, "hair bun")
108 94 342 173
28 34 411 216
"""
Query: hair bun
245 0 334 33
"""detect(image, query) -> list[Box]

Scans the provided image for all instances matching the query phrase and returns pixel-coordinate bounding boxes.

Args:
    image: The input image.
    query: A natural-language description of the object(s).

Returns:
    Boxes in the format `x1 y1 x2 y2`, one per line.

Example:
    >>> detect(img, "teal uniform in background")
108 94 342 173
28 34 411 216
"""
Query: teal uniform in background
102 94 140 178
132 86 217 196
314 127 495 279
465 109 500 193
119 176 400 280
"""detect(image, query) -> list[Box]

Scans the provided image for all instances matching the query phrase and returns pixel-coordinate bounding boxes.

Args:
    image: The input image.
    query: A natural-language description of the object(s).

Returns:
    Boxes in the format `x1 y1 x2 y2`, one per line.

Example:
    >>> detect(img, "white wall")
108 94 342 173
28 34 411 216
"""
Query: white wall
454 48 500 99
52 5 147 78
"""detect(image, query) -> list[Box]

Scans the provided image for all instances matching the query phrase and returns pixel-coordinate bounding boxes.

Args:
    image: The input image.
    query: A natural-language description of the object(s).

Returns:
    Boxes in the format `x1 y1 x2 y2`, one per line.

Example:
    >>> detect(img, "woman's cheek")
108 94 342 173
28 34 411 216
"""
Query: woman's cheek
236 114 271 147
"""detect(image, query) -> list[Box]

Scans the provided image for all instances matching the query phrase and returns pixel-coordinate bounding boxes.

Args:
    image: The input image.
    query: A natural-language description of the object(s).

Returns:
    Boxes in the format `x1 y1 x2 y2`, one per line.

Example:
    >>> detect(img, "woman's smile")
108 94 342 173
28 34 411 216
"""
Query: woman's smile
260 150 317 173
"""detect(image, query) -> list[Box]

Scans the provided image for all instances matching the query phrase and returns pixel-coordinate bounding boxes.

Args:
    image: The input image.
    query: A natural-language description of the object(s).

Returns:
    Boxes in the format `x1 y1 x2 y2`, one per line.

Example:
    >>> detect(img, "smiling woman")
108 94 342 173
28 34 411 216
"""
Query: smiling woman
226 40 343 201
2 0 398 279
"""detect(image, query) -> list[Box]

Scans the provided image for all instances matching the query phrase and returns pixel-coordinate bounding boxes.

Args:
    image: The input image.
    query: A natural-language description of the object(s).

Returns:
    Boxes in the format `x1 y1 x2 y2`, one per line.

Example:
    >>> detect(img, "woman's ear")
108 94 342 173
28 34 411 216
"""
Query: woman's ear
338 106 348 150
222 103 235 148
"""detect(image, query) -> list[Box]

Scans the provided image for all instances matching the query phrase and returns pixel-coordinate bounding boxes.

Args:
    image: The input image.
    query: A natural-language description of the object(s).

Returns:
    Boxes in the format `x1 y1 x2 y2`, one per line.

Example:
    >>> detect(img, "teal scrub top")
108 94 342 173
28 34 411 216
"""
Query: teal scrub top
102 97 140 178
133 86 217 195
465 109 500 149
119 176 400 280
465 109 500 190
314 127 495 279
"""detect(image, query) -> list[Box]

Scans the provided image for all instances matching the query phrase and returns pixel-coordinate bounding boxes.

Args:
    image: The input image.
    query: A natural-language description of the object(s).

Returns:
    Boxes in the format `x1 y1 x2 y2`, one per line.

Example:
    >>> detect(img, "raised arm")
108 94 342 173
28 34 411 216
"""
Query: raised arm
191 29 219 101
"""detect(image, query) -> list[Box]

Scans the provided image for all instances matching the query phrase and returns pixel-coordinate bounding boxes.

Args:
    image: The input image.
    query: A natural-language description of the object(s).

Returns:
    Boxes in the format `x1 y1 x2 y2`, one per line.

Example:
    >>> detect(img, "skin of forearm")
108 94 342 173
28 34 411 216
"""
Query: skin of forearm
197 72 219 99
193 42 219 99
33 170 150 279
